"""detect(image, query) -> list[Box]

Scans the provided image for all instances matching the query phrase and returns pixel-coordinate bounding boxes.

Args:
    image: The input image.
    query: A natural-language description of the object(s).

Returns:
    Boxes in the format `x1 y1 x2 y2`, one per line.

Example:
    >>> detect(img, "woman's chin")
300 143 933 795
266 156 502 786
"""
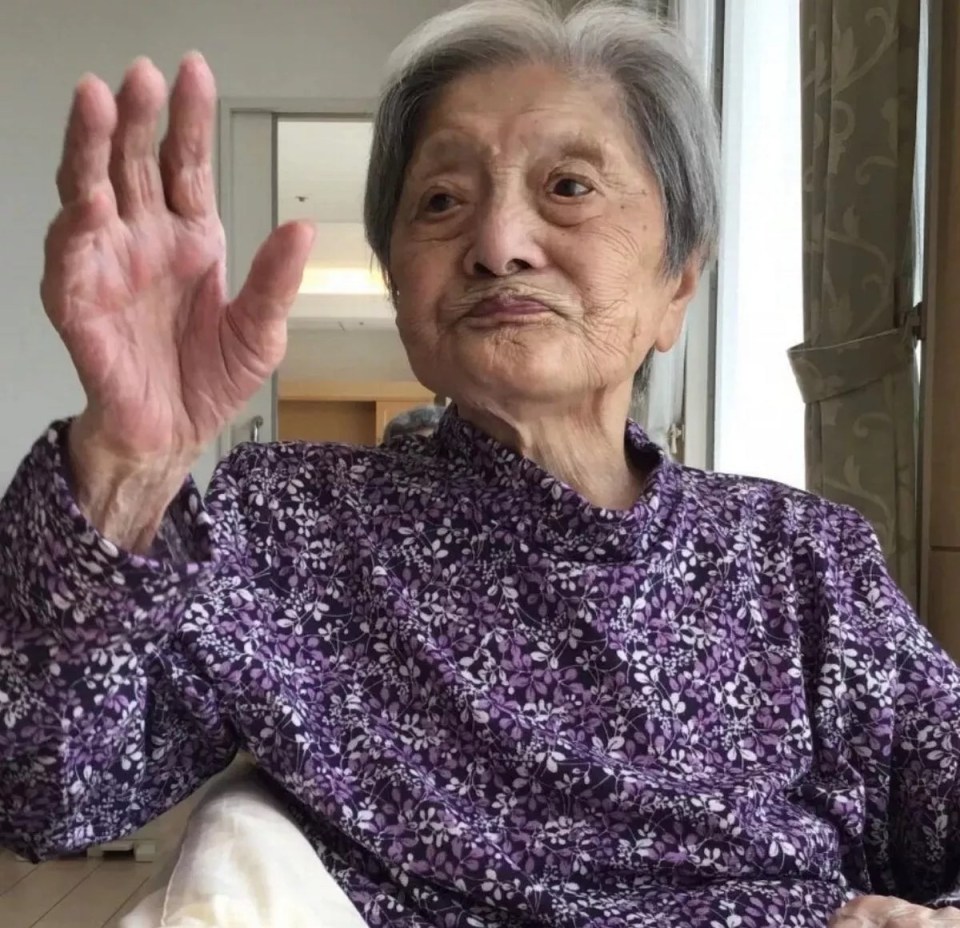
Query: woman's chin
408 337 588 406
458 362 577 407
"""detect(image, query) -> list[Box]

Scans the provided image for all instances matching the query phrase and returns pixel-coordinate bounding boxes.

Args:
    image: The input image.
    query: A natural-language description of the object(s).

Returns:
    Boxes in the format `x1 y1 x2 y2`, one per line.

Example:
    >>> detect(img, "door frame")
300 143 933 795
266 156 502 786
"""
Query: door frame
919 0 959 638
213 96 378 467
676 0 723 471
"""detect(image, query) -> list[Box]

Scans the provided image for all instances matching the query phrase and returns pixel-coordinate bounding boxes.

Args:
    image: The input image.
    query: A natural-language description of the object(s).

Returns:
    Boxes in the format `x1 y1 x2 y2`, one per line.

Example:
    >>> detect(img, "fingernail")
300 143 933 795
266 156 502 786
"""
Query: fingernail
122 57 160 86
75 73 99 92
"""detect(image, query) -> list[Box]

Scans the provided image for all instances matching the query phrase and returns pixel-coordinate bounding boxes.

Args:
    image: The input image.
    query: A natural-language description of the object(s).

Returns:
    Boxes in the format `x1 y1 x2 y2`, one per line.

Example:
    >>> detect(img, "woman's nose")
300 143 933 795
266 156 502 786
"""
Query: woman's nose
462 194 548 279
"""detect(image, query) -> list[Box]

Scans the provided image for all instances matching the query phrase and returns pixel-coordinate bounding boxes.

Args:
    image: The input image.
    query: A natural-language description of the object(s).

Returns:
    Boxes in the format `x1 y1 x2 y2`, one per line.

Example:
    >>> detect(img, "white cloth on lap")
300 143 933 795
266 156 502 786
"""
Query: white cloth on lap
119 769 367 928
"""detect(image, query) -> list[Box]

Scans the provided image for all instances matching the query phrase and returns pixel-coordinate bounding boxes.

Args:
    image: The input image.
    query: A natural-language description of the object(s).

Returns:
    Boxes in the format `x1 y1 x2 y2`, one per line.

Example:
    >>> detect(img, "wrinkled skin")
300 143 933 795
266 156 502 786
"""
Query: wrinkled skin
828 895 960 925
388 62 698 432
43 53 314 469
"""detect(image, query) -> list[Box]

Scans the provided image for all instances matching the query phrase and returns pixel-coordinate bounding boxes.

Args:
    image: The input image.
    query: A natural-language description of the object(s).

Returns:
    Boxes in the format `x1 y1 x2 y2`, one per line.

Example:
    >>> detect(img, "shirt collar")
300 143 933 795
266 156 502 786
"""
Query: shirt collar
432 407 678 563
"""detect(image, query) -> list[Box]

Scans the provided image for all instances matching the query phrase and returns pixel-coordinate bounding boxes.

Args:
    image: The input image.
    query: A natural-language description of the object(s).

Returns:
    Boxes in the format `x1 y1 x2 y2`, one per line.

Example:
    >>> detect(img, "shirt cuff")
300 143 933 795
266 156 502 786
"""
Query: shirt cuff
4 421 218 647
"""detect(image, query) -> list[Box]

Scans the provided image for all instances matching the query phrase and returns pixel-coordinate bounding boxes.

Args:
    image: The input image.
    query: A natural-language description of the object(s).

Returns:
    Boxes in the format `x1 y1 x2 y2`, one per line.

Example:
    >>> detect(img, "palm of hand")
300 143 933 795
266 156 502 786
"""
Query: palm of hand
43 53 313 464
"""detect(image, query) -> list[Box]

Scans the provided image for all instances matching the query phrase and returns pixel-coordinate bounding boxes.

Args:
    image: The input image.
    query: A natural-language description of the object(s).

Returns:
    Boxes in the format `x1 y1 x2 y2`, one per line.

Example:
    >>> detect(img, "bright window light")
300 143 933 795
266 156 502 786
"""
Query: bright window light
299 267 387 295
714 0 805 490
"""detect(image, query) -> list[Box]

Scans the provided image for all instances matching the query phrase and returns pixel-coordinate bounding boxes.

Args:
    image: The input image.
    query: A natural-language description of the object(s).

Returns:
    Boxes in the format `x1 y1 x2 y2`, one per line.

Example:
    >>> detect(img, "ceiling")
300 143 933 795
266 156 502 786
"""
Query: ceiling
276 118 374 226
276 118 390 320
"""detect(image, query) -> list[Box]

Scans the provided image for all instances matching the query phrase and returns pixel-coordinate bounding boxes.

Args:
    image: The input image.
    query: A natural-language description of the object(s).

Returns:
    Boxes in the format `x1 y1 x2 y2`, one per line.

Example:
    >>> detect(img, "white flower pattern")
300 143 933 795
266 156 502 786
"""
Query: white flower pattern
1 413 959 927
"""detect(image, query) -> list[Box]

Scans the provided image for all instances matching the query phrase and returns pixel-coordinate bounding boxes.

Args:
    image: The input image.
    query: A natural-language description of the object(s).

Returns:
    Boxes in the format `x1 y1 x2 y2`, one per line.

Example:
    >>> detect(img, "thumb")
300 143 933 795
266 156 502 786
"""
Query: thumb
228 220 315 332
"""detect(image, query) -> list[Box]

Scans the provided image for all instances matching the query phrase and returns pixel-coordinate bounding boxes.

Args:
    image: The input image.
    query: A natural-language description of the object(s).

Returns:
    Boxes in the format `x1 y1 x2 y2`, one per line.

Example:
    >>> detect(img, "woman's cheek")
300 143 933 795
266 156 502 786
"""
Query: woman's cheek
396 297 445 360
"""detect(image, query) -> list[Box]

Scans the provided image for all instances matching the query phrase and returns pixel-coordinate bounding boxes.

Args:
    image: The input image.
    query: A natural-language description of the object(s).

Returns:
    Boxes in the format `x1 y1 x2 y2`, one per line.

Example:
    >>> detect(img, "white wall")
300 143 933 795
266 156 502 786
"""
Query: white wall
280 328 414 383
0 0 452 491
307 223 376 269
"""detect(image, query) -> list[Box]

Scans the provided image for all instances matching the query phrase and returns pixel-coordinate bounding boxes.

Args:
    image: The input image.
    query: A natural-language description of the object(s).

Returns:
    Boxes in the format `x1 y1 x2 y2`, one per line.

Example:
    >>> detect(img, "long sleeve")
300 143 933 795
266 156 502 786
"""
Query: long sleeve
821 509 960 905
882 589 960 904
0 423 241 861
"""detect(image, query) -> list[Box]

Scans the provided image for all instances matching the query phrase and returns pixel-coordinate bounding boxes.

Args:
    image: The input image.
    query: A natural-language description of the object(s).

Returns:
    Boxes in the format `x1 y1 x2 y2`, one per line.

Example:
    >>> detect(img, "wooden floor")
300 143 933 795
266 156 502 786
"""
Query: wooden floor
0 790 201 928
0 851 162 928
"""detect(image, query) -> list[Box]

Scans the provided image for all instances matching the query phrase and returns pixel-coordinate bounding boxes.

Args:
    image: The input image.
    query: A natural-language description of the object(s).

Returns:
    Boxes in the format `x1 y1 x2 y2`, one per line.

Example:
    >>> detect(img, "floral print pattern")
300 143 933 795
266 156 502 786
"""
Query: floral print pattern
1 413 959 927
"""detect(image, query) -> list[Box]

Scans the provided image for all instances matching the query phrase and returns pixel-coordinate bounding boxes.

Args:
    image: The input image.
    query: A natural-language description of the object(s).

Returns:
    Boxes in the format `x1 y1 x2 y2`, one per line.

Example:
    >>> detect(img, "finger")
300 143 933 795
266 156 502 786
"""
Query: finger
40 189 116 329
109 58 167 217
159 52 217 219
55 75 118 207
227 221 315 334
934 907 960 923
827 911 872 927
44 187 115 261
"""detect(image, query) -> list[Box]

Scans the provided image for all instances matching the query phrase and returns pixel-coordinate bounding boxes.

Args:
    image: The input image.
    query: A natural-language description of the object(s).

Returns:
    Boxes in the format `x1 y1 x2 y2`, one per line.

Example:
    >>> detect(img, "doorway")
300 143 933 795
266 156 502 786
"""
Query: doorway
274 117 432 447
195 102 434 491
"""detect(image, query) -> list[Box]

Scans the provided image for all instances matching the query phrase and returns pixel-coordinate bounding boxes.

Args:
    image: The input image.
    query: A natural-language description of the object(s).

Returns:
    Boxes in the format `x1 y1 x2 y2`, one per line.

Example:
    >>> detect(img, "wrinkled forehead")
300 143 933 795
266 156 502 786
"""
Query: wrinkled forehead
407 63 648 176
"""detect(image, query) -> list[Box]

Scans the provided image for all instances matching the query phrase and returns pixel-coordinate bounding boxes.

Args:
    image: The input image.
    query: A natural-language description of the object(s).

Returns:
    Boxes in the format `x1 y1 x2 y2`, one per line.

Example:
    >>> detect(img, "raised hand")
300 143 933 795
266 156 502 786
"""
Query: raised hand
41 54 314 548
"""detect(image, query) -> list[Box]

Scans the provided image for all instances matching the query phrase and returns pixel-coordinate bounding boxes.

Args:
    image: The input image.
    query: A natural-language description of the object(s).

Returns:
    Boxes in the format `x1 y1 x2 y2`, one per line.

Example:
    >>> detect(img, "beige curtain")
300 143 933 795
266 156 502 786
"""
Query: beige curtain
790 0 920 604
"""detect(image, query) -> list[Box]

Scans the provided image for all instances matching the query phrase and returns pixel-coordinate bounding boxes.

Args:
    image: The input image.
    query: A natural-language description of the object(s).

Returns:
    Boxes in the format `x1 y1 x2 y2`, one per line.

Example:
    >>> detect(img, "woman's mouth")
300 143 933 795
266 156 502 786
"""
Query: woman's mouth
466 296 552 322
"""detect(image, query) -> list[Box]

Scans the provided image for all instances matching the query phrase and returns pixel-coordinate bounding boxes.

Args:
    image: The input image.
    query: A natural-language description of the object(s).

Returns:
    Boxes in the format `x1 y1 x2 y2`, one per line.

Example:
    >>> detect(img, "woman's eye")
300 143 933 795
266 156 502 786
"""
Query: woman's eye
551 177 593 198
423 192 458 214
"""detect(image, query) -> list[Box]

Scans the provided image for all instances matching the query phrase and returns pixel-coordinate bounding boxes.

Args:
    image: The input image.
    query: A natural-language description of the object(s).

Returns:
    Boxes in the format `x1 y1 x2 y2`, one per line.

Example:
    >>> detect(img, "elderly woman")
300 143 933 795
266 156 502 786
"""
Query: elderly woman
1 3 957 926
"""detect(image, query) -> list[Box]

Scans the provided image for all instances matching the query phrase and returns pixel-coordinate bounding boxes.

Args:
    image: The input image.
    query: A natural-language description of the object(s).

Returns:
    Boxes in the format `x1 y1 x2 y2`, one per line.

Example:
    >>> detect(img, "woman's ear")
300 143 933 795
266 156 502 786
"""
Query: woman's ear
654 256 701 352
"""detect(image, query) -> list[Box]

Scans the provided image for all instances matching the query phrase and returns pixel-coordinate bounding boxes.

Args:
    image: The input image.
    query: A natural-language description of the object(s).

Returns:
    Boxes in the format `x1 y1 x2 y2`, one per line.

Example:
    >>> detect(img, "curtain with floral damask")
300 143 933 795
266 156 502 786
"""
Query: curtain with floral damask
789 0 919 603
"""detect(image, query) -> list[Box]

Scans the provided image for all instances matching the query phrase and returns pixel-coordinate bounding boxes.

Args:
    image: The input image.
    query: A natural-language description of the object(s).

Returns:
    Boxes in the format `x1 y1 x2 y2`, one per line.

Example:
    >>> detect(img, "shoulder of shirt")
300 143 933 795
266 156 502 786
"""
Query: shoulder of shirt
214 436 443 490
666 459 881 560
216 438 880 559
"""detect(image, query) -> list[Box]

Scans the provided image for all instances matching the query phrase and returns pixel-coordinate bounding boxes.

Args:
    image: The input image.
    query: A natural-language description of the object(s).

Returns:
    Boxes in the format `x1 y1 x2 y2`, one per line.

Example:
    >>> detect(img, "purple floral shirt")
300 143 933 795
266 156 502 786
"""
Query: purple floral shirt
1 414 959 927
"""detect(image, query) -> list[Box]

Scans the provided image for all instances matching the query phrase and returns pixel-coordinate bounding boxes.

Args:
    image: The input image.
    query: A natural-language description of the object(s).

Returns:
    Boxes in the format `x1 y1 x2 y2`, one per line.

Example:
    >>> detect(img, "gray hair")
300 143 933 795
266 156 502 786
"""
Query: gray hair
383 405 446 442
364 0 720 288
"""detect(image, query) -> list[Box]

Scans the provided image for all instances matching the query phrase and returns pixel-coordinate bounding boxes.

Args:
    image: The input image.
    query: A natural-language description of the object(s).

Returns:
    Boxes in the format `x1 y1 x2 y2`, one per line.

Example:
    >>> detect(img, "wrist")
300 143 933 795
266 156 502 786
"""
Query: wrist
66 416 197 552
69 408 201 475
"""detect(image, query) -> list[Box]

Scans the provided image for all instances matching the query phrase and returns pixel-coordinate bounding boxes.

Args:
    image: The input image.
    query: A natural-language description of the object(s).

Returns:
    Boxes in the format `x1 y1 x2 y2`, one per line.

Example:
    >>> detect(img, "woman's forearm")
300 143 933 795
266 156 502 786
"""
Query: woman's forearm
67 418 195 554
0 423 235 861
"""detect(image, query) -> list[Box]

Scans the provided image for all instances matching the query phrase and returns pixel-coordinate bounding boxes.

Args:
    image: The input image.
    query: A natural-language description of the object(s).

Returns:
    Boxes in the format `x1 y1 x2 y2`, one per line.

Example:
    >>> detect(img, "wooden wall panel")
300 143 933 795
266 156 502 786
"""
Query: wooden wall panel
926 0 960 550
928 550 960 658
922 0 960 655
276 380 436 447
278 400 375 446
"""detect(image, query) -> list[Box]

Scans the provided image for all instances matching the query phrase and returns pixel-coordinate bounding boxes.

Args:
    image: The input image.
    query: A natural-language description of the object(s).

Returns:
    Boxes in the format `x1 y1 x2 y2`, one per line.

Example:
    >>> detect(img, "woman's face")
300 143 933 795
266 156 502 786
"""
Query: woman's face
389 63 699 417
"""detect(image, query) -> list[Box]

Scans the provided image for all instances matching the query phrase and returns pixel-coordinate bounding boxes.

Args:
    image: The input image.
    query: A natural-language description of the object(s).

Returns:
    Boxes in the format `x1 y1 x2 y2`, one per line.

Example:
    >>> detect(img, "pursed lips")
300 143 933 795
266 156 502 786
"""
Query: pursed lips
464 294 554 322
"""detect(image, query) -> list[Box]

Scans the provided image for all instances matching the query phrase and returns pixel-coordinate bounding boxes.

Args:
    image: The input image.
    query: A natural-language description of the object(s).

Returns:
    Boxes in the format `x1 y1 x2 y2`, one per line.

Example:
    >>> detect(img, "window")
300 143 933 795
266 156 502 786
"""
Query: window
713 0 805 489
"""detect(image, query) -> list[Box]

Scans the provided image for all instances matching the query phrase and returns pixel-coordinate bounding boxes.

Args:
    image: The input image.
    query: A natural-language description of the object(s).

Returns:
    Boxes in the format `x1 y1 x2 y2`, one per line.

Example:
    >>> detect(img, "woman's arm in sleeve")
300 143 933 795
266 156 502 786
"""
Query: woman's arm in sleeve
885 600 960 904
0 422 243 861
835 510 960 905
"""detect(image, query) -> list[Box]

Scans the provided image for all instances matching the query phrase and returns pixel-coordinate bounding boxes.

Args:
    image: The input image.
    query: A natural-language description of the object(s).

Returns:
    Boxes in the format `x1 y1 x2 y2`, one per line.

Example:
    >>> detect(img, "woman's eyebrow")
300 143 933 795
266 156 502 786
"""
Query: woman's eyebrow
410 135 480 179
546 134 610 169
410 130 613 181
